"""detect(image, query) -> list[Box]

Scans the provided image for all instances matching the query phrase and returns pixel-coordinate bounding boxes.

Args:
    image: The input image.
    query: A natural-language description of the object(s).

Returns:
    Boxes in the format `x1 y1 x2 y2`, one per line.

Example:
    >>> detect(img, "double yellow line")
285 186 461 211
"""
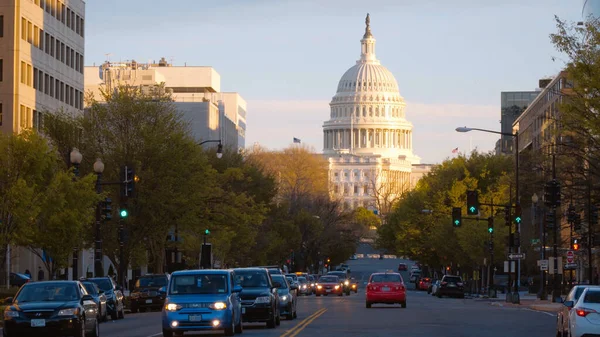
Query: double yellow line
280 307 327 337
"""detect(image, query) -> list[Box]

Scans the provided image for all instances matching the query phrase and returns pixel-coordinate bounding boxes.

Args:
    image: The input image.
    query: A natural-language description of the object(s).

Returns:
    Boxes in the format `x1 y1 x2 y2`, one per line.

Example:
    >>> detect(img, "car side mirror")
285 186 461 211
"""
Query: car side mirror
5 297 13 304
232 285 243 293
158 286 166 293
290 284 298 290
564 300 574 308
272 281 282 288
98 290 104 295
81 294 94 303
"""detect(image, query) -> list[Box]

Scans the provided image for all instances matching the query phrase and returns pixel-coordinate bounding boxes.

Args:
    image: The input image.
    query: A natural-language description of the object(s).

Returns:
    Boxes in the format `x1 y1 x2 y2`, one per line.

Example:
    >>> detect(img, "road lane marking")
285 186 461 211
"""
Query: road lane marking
146 333 162 337
522 308 556 317
280 307 327 337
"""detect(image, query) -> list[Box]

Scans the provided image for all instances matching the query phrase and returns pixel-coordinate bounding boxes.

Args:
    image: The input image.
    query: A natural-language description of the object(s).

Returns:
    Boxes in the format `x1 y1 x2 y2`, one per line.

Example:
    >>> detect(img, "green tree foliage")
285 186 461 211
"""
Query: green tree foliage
377 152 512 271
0 131 99 279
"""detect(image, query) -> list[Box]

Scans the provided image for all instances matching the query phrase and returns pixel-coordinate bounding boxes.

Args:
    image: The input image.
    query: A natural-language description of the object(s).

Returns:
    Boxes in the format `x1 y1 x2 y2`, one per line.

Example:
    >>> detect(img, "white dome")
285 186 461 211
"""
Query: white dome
336 63 399 94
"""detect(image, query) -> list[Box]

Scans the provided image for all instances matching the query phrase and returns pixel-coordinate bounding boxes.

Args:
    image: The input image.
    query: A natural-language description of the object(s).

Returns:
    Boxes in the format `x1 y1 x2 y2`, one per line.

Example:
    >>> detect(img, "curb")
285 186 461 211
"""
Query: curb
529 304 562 313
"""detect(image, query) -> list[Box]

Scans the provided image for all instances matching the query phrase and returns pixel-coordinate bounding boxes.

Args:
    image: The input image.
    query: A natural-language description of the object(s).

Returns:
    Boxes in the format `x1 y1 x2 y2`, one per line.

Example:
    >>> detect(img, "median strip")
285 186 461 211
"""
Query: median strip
280 307 327 337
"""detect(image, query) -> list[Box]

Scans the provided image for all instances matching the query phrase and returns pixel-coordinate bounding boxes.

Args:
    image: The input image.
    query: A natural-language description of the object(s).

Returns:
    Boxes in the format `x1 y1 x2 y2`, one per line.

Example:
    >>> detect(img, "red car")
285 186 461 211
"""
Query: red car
366 272 407 308
418 277 431 291
315 275 343 296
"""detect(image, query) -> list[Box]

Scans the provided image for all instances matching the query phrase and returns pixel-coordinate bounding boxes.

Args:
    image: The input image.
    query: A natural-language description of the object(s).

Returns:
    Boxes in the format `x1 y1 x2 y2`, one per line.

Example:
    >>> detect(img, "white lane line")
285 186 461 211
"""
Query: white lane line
522 308 556 317
146 333 162 337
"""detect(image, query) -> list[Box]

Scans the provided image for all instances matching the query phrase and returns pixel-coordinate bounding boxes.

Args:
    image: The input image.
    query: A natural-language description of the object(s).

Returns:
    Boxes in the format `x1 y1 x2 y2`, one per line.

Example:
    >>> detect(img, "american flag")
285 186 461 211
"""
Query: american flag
293 137 301 144
452 147 459 154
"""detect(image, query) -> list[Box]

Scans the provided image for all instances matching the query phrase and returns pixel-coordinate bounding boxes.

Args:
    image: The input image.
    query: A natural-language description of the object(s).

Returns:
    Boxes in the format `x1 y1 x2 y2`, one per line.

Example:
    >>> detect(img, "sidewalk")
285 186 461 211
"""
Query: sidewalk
477 291 564 313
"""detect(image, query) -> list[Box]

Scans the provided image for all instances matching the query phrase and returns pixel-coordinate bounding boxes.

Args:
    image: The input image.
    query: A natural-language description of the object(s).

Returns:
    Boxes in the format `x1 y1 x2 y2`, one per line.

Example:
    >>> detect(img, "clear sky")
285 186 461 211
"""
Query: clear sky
85 0 580 164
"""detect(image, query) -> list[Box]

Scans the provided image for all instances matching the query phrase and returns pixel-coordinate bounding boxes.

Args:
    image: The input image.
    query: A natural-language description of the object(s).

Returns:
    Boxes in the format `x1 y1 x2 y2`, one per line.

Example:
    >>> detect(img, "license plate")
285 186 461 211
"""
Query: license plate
382 287 390 292
242 308 246 314
449 284 456 287
188 314 202 322
146 299 152 304
326 289 331 293
31 319 46 327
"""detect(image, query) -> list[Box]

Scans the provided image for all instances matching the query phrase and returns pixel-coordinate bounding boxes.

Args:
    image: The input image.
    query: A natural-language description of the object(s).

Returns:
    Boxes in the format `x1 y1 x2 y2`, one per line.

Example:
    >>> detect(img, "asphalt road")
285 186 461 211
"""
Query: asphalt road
90 254 556 337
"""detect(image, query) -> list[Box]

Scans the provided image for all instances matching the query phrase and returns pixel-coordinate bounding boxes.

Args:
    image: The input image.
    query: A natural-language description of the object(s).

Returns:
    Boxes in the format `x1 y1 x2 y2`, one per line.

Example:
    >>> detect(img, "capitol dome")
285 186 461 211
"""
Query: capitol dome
323 13 418 162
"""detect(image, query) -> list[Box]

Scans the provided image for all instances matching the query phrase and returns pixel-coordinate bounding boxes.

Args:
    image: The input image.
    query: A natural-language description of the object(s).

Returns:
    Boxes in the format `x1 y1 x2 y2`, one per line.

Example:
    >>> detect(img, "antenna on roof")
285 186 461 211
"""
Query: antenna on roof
105 53 112 62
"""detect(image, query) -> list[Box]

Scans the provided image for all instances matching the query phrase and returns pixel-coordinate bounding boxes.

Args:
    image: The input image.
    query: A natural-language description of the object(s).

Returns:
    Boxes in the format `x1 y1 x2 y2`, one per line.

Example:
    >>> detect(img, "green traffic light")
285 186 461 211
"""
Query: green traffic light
454 220 460 226
488 227 493 233
469 206 476 213
205 229 210 235
515 216 521 223
120 209 128 218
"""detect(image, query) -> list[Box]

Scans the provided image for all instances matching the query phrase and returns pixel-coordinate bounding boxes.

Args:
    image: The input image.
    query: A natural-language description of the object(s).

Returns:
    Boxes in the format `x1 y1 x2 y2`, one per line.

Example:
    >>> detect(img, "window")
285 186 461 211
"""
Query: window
27 64 32 86
0 59 3 82
34 26 39 47
21 18 26 40
66 46 70 65
20 62 26 84
71 11 75 31
20 105 26 128
49 76 54 97
38 70 44 93
33 68 38 89
75 15 79 34
0 103 2 126
39 29 44 50
44 32 49 54
55 79 59 99
70 49 74 68
61 3 65 23
80 17 84 36
61 42 65 63
0 16 3 37
44 74 49 95
66 8 70 27
75 52 79 71
60 81 64 102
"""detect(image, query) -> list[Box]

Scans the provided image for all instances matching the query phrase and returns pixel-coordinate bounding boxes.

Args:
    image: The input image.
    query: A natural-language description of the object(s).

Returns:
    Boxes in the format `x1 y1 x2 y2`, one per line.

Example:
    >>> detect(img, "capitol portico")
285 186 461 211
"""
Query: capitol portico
323 14 425 213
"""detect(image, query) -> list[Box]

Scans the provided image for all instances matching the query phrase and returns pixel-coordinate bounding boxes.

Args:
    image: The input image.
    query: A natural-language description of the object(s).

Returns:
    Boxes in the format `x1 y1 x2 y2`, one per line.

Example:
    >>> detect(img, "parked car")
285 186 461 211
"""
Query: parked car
161 269 242 336
9 273 30 288
436 275 465 298
81 280 108 322
2 281 99 337
129 274 169 313
88 276 125 320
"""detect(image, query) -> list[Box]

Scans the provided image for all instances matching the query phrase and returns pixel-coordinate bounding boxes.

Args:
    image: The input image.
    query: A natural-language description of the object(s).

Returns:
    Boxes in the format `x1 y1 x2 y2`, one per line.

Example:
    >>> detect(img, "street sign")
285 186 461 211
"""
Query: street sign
566 250 574 264
508 253 526 260
565 263 577 270
538 259 548 271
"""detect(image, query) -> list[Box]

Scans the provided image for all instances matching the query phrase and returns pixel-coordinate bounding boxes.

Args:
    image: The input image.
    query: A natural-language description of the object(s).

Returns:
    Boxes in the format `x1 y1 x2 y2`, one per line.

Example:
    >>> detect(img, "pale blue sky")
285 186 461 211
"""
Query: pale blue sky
85 0 580 163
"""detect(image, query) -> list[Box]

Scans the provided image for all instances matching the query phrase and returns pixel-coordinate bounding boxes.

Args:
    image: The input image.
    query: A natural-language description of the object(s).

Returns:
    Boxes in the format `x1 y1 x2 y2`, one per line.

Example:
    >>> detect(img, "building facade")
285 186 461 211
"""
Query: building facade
0 0 85 134
84 58 246 151
323 14 429 213
496 90 541 154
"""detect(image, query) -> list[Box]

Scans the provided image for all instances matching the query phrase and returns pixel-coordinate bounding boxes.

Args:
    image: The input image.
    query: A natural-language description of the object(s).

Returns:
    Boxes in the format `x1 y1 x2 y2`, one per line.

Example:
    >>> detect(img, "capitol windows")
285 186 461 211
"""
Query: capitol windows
354 185 358 194
363 185 368 193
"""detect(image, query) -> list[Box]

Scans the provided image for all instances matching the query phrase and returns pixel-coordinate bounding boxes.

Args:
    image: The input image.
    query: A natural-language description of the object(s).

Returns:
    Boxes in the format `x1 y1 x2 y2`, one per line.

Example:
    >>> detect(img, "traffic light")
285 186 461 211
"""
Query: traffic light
204 229 210 235
545 211 555 229
101 197 112 221
504 207 510 226
513 203 522 225
513 232 520 247
327 258 331 263
488 240 494 252
567 204 576 223
591 205 599 225
121 165 136 198
119 207 128 218
466 191 479 215
544 180 561 207
574 214 582 231
573 238 580 251
452 207 462 227
200 243 212 269
118 226 129 244
487 217 494 234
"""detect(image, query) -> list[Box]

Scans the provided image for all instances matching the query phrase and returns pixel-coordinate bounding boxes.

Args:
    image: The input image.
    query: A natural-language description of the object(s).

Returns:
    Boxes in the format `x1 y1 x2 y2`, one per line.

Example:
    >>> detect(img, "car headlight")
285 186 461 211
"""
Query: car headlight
310 283 315 287
281 295 288 302
165 303 182 311
58 308 79 316
302 285 307 289
344 280 350 285
210 302 227 310
255 296 270 304
317 285 322 289
4 310 19 318
334 285 340 289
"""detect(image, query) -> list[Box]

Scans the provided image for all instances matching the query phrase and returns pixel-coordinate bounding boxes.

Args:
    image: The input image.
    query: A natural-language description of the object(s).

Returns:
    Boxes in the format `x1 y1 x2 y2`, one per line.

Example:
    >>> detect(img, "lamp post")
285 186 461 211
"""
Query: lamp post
199 140 223 158
93 158 105 277
533 193 547 300
456 126 521 303
69 148 83 280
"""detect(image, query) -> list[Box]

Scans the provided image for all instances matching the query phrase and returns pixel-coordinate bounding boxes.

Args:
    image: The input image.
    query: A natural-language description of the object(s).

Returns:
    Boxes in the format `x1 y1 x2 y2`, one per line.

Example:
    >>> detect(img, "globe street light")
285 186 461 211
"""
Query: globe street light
199 140 224 158
456 125 521 303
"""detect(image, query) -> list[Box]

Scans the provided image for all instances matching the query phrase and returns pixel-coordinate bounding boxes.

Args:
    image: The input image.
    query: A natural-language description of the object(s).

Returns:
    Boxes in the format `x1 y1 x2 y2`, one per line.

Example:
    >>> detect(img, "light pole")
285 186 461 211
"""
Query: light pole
533 193 547 300
70 148 83 280
93 158 105 277
199 140 223 158
456 126 521 303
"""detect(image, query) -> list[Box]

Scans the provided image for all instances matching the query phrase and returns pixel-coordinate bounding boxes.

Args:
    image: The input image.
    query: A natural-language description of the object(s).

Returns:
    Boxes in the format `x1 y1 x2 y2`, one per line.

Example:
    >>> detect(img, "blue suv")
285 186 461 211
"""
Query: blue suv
161 270 243 336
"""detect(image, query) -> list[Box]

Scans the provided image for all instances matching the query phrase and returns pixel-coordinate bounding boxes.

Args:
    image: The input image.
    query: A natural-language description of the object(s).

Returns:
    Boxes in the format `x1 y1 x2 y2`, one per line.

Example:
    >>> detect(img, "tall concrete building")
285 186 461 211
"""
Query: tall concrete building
495 89 540 154
322 14 432 213
0 0 85 134
84 58 246 151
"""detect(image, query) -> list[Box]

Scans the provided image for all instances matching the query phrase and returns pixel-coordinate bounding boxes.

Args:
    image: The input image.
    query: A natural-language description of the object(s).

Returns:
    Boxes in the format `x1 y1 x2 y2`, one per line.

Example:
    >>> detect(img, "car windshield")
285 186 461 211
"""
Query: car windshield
285 274 298 280
170 274 228 295
271 275 288 289
371 274 402 283
328 272 345 278
319 276 338 283
136 276 168 288
16 283 80 302
298 277 307 283
443 276 462 283
89 278 113 291
236 270 270 288
82 283 98 295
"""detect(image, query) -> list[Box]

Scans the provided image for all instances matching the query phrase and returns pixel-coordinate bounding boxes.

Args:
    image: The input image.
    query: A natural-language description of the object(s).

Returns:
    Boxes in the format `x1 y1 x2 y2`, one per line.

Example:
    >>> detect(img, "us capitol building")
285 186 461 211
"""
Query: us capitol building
323 14 432 213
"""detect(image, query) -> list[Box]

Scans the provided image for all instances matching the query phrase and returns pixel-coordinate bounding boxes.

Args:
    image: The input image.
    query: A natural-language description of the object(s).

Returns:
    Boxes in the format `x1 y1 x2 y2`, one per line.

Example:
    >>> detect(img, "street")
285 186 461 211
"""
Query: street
94 253 556 337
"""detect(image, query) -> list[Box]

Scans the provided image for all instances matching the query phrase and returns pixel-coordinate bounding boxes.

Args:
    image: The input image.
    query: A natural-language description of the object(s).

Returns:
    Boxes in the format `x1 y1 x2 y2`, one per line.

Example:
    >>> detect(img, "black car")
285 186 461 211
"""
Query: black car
129 274 169 313
81 281 108 322
436 275 465 298
234 267 280 328
326 271 351 295
88 277 125 320
2 281 99 337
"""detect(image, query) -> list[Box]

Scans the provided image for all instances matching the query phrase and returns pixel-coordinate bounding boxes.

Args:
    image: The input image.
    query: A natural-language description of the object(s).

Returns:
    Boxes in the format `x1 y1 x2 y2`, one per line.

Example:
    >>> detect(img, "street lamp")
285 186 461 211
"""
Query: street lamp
93 158 105 278
456 126 521 303
199 139 223 158
532 193 547 300
69 148 83 281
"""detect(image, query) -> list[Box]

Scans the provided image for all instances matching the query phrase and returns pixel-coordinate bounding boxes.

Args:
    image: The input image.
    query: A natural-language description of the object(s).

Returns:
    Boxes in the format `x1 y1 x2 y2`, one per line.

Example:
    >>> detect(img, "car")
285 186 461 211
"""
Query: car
271 274 298 320
326 271 351 295
365 272 406 308
417 277 432 291
129 274 169 313
315 275 343 296
2 281 99 337
556 285 600 337
9 273 30 288
398 263 408 271
349 277 359 293
562 287 600 337
436 275 464 298
161 269 243 337
234 267 280 328
88 276 125 320
81 280 108 322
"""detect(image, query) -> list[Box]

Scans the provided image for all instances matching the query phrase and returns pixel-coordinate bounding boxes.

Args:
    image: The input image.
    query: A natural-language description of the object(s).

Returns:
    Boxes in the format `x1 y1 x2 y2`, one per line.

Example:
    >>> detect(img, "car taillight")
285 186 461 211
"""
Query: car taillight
457 282 463 287
441 282 447 286
576 307 597 317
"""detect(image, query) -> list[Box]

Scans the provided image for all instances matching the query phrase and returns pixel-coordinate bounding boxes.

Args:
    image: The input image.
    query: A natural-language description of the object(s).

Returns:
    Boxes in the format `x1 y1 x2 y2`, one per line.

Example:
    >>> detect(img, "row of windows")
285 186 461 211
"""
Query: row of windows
21 17 84 74
19 104 34 129
33 67 84 110
331 105 403 118
32 0 84 37
333 184 369 195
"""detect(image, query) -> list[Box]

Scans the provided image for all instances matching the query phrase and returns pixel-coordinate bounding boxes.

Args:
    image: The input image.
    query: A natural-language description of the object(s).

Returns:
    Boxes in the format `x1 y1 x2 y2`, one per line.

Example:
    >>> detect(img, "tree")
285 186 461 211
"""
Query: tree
367 167 411 216
0 131 99 280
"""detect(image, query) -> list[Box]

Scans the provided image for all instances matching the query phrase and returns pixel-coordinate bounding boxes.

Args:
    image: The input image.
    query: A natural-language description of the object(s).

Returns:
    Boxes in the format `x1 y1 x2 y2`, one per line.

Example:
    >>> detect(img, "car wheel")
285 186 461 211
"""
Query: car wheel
162 329 173 337
235 314 243 333
275 310 281 326
224 315 235 336
266 312 276 328
80 319 86 337
130 305 138 314
401 301 407 308
89 316 99 337
118 304 125 319
110 308 118 321
366 301 371 308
